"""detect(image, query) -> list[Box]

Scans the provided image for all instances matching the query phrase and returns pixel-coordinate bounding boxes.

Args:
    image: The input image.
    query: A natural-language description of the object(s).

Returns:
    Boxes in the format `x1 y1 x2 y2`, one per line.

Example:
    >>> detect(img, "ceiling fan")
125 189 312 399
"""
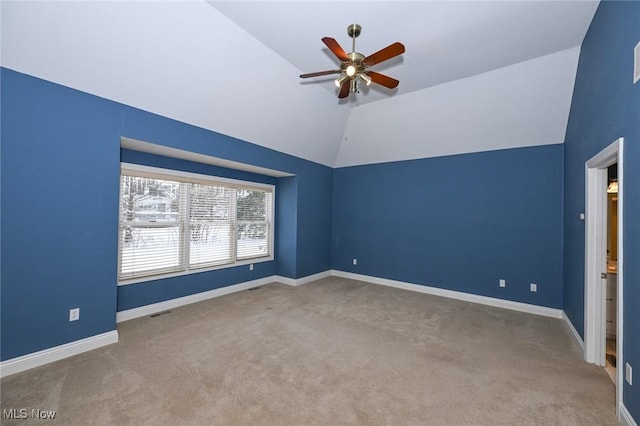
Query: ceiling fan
300 24 405 99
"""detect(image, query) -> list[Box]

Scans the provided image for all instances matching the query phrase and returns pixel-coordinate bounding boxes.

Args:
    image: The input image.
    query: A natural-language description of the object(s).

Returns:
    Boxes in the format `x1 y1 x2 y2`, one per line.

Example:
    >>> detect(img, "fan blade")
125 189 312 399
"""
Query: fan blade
338 79 351 98
366 71 399 89
362 42 405 67
322 37 350 61
300 70 341 79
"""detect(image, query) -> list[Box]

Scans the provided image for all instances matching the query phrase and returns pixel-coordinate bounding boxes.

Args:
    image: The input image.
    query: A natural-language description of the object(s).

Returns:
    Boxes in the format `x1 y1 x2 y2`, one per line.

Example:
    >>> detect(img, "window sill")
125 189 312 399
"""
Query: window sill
117 255 274 286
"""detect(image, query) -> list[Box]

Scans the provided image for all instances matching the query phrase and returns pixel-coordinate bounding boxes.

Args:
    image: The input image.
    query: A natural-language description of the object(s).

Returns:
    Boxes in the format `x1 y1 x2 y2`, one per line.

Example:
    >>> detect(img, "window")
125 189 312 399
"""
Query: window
118 164 274 283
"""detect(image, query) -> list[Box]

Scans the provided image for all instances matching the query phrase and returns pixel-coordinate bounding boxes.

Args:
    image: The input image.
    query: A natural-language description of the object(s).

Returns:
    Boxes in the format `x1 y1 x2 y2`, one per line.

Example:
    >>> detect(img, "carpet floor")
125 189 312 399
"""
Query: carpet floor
0 277 617 425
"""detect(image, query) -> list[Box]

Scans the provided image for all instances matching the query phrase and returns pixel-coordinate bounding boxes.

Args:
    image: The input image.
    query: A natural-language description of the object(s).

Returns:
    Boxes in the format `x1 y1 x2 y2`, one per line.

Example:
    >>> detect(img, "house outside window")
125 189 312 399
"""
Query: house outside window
118 164 274 283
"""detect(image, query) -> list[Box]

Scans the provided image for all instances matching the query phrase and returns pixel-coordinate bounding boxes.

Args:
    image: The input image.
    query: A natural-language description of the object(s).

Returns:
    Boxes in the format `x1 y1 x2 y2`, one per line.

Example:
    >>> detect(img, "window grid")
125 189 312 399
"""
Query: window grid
118 166 274 283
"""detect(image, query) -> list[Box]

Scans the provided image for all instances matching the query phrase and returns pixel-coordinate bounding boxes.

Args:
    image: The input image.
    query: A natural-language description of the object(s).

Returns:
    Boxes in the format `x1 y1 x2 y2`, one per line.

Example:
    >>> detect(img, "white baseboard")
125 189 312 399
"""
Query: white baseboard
0 330 118 378
621 403 638 426
116 276 276 323
117 271 336 322
331 270 563 319
562 311 585 351
275 270 332 287
1 270 566 378
2 272 325 377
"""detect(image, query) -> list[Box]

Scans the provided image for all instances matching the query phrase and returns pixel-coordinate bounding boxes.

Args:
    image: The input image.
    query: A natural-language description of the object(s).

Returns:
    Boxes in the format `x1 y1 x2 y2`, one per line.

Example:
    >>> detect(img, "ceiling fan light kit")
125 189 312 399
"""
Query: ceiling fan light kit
300 24 405 99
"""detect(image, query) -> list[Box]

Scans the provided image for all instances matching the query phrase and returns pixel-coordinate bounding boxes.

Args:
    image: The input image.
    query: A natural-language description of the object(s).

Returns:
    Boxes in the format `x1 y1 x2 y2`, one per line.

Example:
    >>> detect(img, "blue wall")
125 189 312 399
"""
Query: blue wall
296 168 334 277
1 68 333 361
563 0 640 417
275 176 298 278
1 69 122 360
333 145 564 308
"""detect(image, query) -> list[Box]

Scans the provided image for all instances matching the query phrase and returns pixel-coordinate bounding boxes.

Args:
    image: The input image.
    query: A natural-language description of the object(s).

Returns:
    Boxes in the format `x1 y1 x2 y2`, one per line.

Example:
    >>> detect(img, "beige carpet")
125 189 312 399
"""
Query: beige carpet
1 277 617 425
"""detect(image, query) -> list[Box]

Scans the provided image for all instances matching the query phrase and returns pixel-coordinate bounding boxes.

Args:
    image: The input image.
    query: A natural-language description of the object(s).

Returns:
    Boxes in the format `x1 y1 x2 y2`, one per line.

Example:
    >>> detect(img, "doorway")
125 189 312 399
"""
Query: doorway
604 163 618 384
584 138 624 418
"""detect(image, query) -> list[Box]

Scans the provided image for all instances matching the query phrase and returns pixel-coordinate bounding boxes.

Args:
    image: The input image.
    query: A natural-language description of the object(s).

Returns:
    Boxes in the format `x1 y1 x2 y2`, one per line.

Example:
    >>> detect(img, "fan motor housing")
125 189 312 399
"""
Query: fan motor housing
347 52 365 62
342 52 365 75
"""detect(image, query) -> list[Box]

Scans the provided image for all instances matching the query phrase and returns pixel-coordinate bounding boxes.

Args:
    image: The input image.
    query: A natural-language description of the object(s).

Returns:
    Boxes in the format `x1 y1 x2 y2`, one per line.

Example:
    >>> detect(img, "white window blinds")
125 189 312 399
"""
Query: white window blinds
118 165 274 283
119 175 187 280
189 184 235 269
236 189 272 259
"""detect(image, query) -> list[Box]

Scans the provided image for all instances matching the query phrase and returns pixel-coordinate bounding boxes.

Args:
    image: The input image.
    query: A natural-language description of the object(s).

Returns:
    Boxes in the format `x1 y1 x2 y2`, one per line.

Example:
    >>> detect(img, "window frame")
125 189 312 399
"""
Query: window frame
117 163 275 286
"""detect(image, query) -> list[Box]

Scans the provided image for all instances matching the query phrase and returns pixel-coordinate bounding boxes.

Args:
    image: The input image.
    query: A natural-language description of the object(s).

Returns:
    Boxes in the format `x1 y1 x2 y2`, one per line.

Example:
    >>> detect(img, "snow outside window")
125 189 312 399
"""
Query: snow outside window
118 165 274 283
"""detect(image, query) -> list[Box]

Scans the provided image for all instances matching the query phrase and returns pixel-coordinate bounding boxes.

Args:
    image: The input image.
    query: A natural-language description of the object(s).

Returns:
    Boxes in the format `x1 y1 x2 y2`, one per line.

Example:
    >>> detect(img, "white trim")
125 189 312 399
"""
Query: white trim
584 164 608 364
621 403 638 426
634 40 640 85
118 257 274 286
331 270 563 319
121 137 293 178
562 311 585 351
117 271 335 322
120 162 276 191
274 275 297 286
117 276 276 322
584 137 624 419
118 268 564 320
617 140 625 419
0 331 119 378
584 138 620 365
616 138 624 426
275 270 333 287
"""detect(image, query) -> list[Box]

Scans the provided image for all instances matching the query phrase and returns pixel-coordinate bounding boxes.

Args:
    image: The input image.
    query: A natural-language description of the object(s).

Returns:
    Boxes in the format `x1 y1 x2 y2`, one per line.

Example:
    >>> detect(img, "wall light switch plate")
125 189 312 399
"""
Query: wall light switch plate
634 40 640 84
626 362 633 385
249 264 254 271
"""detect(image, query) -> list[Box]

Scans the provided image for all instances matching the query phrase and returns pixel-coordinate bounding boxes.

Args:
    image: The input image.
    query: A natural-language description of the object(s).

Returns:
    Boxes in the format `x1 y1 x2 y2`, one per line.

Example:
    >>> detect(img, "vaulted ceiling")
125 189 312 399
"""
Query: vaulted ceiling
1 1 599 167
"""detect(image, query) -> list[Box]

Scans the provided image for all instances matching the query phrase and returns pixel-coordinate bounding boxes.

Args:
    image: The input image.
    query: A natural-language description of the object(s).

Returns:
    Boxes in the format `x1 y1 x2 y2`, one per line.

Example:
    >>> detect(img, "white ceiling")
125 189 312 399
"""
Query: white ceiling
1 1 599 168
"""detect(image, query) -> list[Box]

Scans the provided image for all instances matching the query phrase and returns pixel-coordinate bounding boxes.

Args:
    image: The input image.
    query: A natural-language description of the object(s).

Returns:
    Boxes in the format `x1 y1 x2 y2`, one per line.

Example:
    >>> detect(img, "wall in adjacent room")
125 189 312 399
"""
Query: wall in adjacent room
0 68 333 361
333 144 564 308
562 1 640 418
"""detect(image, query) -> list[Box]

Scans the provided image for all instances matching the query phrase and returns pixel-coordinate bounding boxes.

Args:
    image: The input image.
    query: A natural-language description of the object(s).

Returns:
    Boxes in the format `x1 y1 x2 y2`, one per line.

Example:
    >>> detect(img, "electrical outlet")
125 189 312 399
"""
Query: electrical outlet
69 308 80 322
499 279 506 288
530 283 537 292
249 264 254 271
352 258 357 265
626 362 633 385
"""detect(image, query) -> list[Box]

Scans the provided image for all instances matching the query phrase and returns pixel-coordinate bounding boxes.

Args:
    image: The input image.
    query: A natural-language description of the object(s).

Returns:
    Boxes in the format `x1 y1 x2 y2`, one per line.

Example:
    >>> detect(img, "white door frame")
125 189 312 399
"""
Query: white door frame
584 137 624 418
